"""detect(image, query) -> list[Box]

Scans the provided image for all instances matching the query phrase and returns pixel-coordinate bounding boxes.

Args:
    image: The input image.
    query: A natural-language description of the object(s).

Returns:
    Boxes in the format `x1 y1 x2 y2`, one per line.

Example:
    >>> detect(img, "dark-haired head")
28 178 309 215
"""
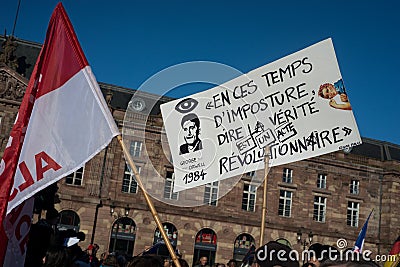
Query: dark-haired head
127 255 164 267
320 259 379 267
43 246 72 267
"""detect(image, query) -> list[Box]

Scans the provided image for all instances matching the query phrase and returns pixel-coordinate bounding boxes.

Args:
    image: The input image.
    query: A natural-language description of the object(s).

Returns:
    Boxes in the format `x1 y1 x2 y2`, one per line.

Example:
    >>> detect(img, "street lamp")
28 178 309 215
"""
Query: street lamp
124 205 130 217
110 204 130 217
297 230 313 250
297 230 314 264
110 204 116 215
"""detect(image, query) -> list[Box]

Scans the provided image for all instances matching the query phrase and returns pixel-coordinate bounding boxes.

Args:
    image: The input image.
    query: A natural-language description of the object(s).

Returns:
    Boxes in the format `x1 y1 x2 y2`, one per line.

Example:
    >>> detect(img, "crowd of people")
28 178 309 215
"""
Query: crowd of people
23 209 236 267
24 208 112 267
25 209 385 267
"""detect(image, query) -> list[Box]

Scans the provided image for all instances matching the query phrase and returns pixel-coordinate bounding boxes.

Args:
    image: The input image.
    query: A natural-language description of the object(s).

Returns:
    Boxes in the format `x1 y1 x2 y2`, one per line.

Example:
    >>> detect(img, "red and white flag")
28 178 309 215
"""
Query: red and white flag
0 3 119 266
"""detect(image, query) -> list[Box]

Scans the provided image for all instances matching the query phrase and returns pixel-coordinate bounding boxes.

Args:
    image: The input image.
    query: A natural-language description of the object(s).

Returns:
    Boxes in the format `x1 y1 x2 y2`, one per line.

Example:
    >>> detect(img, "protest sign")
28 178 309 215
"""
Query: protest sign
161 38 362 192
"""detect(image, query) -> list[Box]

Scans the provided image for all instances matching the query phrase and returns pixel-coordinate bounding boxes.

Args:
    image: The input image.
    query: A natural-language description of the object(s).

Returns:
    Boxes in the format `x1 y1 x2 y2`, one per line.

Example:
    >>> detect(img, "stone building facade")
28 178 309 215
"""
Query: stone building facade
1 35 399 266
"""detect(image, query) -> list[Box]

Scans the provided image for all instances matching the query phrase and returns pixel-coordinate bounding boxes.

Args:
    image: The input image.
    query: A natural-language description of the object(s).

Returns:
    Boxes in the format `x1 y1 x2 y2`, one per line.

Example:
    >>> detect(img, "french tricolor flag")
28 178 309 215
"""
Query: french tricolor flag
353 210 373 253
0 3 119 266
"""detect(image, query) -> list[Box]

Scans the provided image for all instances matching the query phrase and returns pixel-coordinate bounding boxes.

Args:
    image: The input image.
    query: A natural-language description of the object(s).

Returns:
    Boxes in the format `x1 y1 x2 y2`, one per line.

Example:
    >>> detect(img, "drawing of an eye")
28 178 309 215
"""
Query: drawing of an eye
175 98 198 113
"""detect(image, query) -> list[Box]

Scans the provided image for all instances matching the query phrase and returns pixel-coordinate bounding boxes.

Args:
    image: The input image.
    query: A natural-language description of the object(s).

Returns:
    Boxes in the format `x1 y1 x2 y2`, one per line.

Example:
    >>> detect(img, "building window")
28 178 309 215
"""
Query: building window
233 234 256 262
282 168 293 183
109 217 136 255
164 171 178 200
350 180 359 195
153 223 178 257
58 210 80 232
347 201 359 227
317 174 327 189
246 171 256 177
204 181 218 206
278 190 292 217
276 238 292 248
65 167 84 186
313 196 326 222
129 141 142 157
193 228 217 267
242 182 257 212
122 164 139 194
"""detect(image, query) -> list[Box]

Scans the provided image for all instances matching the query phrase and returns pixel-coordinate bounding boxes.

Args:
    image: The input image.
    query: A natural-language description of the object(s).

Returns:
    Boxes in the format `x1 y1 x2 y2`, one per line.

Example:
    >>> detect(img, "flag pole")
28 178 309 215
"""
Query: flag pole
117 135 181 267
259 147 270 246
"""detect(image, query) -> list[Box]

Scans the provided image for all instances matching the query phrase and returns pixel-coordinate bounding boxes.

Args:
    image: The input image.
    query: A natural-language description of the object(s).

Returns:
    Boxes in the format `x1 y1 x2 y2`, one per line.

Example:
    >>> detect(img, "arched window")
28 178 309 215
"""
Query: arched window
58 210 80 232
193 228 217 267
151 222 178 257
233 233 256 261
109 217 136 256
276 238 292 248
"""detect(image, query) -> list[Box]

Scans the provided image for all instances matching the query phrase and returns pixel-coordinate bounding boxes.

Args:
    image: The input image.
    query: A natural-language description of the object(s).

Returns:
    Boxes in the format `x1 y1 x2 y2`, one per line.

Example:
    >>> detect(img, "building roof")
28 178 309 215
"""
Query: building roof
352 137 400 161
0 35 41 78
98 82 174 115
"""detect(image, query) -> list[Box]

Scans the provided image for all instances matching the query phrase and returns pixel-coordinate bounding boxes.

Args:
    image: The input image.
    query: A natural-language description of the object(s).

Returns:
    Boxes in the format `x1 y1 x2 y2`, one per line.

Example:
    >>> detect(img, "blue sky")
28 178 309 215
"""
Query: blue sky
1 0 399 145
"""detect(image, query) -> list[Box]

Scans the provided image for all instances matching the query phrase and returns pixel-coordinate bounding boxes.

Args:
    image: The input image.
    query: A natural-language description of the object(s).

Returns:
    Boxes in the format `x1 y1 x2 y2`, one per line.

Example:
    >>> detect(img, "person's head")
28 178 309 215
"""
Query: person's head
117 254 128 267
163 258 189 267
77 231 86 241
199 256 208 265
172 258 189 267
319 245 340 264
215 263 225 267
101 251 109 260
319 259 379 267
103 254 117 266
164 258 172 267
303 262 317 267
227 259 237 267
318 83 338 99
87 244 94 256
127 255 163 267
308 243 324 265
43 246 72 267
181 113 200 145
45 208 60 225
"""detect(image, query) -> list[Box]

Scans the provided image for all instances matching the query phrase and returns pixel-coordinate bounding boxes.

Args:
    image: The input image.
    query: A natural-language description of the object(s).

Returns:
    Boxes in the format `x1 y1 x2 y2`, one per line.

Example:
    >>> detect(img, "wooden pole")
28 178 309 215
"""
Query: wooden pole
259 147 270 246
117 135 181 267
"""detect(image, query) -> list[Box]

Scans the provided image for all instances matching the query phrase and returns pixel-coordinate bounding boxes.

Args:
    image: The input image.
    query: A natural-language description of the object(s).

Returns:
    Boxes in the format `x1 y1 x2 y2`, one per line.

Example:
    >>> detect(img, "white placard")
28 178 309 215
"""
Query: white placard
161 38 361 192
